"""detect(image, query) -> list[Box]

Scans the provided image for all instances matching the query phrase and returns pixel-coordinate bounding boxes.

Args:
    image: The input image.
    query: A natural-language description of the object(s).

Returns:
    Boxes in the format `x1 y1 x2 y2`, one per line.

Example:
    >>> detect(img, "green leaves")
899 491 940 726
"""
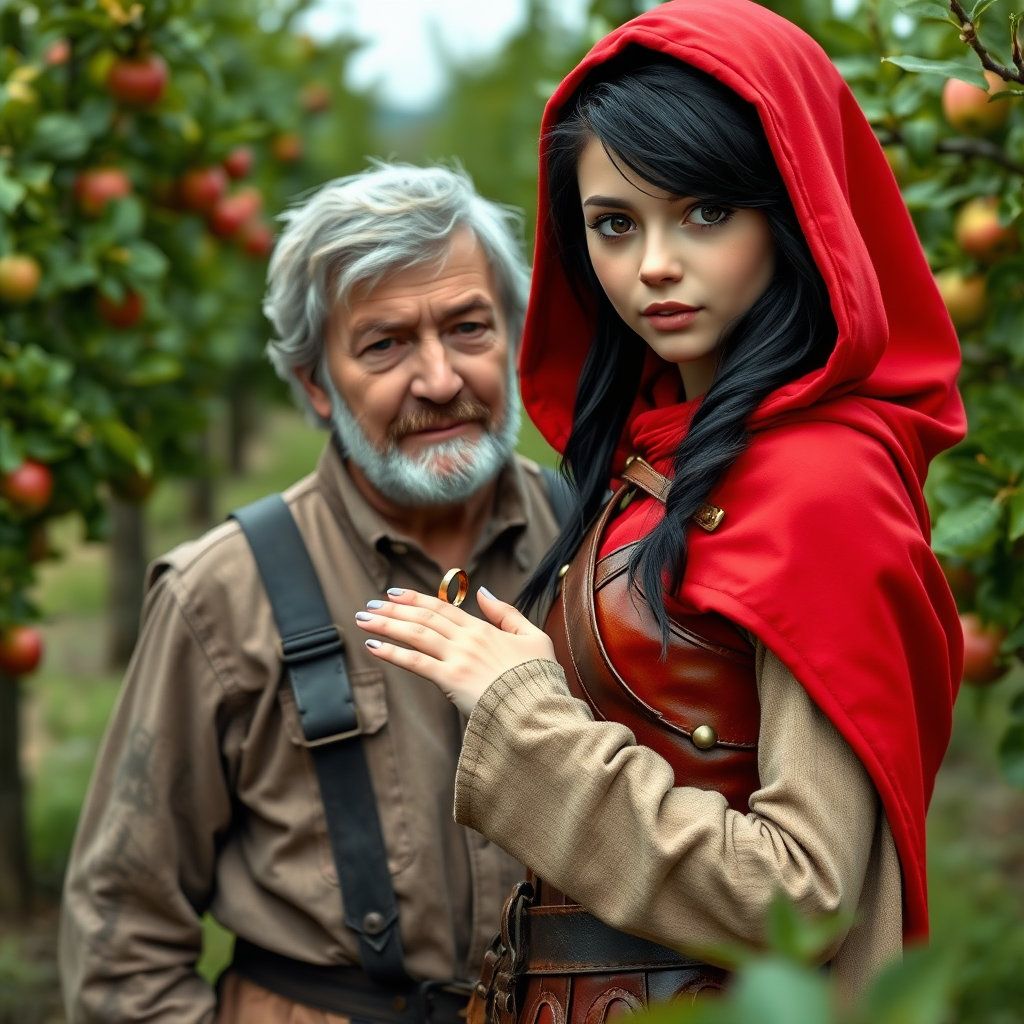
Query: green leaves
95 420 152 478
894 0 952 19
28 114 90 161
931 496 1004 555
0 160 26 215
852 946 954 1024
997 722 1024 788
883 56 990 89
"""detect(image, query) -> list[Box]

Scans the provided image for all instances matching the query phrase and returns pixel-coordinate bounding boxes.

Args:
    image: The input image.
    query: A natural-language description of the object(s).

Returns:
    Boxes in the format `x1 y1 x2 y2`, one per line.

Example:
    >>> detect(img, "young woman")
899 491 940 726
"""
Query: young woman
355 0 965 1014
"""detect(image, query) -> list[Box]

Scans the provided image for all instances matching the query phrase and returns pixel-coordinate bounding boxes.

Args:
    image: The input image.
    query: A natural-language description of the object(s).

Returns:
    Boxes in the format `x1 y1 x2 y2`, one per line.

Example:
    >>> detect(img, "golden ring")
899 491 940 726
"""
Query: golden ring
439 567 469 608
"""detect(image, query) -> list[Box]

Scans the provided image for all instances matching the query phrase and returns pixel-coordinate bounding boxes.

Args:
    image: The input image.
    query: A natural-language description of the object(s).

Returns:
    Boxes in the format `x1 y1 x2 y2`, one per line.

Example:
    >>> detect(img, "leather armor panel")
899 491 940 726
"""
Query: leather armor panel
489 463 763 1024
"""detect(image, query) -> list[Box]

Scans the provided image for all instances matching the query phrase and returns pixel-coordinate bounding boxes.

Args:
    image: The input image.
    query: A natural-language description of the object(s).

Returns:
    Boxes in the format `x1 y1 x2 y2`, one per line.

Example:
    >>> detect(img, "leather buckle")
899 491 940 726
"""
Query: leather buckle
277 624 346 664
299 710 362 748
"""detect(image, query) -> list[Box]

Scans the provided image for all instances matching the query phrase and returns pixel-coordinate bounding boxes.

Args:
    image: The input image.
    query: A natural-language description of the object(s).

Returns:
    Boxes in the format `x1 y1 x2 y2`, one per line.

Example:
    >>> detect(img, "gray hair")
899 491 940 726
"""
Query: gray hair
263 161 531 423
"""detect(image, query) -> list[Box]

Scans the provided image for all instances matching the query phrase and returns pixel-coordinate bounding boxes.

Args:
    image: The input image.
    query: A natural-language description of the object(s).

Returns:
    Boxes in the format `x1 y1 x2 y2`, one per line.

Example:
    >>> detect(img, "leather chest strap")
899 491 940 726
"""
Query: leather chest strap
621 457 725 532
523 905 705 975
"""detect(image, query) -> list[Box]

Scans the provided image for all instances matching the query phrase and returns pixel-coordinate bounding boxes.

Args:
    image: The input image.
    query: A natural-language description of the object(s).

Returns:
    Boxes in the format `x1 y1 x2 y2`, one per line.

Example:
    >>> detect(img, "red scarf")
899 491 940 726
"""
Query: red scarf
522 0 966 940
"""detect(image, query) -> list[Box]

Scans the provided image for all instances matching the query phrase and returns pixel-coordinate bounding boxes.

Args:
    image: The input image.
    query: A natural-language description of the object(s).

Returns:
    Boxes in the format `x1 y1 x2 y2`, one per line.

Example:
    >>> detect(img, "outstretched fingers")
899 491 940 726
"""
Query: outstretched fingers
362 637 448 684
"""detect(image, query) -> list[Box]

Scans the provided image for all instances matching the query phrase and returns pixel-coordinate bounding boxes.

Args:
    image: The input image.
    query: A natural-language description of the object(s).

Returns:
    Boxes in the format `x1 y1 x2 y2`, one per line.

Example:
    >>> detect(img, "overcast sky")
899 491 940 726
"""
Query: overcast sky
297 0 592 110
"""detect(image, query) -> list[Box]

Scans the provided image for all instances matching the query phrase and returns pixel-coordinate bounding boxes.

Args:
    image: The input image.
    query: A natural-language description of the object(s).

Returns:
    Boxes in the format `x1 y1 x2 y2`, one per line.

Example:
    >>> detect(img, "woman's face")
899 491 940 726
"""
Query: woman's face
577 136 776 400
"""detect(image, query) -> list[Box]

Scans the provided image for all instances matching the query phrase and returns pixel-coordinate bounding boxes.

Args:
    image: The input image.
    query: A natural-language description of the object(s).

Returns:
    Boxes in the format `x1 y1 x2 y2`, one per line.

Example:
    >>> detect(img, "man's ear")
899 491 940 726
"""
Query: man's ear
293 364 334 421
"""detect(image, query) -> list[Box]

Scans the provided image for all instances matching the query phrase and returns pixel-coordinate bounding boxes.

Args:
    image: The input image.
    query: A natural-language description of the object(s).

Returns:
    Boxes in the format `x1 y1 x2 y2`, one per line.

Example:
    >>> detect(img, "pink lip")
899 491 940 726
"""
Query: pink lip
642 303 701 331
643 302 699 314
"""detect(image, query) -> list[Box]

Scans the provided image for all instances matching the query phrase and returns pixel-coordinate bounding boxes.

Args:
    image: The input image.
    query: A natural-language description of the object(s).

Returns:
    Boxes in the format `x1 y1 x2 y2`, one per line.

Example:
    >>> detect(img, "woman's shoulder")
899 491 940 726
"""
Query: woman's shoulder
727 420 914 517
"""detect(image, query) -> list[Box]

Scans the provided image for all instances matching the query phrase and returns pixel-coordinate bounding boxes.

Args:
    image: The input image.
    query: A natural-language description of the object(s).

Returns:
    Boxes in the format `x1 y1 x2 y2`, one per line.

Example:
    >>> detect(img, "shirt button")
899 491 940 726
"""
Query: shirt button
389 542 409 555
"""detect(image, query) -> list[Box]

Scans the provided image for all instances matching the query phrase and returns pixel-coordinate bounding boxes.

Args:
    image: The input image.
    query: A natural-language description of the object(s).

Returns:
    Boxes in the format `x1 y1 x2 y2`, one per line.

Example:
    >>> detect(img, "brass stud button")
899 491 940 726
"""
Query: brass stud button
557 563 570 579
362 910 385 935
625 454 637 466
692 725 718 750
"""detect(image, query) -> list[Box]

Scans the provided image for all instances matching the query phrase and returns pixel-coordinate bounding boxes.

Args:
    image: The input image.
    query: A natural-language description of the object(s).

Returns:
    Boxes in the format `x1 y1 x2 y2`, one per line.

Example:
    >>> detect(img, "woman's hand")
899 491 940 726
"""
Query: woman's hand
354 586 556 717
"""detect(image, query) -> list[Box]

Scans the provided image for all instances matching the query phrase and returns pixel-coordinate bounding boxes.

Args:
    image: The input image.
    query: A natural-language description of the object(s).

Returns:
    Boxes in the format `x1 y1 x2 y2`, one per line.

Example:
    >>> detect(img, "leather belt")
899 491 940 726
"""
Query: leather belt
522 904 706 975
230 939 473 1024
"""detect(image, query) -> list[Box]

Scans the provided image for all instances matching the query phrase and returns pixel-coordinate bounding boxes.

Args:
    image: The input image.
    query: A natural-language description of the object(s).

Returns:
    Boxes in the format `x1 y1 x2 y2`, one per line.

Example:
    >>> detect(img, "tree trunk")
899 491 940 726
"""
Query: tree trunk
187 428 215 530
107 498 147 669
0 675 30 918
228 387 253 476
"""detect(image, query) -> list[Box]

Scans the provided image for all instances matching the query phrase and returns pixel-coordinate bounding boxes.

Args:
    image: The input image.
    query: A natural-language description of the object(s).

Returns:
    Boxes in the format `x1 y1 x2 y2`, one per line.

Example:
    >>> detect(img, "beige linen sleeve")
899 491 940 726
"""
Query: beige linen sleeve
454 644 899 984
59 571 232 1024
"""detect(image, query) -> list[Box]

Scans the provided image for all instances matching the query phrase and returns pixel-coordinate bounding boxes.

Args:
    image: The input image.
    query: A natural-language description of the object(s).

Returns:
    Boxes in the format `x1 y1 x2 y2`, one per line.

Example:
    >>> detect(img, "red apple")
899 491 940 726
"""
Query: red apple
954 197 1019 264
271 132 303 163
0 254 41 304
44 39 71 67
300 82 331 114
0 626 43 677
106 53 168 108
178 165 228 214
239 219 274 258
97 289 145 328
223 145 254 180
942 72 1010 136
960 612 1007 685
934 270 988 331
74 167 132 217
208 187 263 238
1 460 54 514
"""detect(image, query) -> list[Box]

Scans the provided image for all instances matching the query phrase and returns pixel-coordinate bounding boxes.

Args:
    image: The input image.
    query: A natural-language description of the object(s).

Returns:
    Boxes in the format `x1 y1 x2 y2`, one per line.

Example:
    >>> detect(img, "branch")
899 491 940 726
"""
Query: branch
949 0 1024 85
937 136 1024 174
875 128 1024 175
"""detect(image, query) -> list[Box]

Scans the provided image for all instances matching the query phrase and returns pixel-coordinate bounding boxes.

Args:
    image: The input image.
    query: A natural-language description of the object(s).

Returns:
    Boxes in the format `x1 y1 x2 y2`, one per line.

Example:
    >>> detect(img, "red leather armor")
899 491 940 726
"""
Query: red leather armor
489 460 762 1024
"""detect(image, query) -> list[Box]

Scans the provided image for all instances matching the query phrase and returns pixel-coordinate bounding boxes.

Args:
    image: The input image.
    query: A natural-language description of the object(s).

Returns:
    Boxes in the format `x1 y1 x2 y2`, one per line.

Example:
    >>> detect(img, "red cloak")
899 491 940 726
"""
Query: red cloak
520 0 966 940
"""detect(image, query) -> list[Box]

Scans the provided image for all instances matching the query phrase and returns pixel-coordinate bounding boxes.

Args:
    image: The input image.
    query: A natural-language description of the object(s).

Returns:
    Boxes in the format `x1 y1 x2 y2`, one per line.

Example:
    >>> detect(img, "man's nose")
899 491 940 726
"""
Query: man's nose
409 336 464 405
638 229 683 286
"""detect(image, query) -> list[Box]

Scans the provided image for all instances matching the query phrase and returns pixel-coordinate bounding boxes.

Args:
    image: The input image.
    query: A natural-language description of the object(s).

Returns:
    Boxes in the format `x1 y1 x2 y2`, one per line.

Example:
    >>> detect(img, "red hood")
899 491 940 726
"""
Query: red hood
522 0 963 491
523 0 966 942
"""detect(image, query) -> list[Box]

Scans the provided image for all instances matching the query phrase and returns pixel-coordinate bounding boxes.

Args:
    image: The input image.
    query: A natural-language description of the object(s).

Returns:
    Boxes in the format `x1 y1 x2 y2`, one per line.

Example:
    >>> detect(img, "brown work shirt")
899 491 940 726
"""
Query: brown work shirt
59 442 561 1024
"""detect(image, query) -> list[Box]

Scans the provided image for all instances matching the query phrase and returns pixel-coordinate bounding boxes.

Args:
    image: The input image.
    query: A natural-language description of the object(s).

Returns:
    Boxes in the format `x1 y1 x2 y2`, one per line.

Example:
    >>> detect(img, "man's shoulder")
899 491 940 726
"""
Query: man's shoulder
148 467 325 597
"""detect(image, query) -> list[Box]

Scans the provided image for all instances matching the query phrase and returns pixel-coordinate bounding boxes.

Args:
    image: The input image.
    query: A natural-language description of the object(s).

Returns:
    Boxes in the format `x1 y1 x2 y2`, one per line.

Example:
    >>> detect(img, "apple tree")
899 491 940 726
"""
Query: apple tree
0 0 369 915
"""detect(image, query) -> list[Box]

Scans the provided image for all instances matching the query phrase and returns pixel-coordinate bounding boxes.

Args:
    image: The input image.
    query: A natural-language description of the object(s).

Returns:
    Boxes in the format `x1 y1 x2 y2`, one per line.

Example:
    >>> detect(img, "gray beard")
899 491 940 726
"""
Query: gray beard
323 365 521 508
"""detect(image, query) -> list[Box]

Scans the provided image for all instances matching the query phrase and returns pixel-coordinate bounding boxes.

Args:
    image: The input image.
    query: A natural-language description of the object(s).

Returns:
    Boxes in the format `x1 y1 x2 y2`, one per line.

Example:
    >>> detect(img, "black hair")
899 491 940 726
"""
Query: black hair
517 51 837 643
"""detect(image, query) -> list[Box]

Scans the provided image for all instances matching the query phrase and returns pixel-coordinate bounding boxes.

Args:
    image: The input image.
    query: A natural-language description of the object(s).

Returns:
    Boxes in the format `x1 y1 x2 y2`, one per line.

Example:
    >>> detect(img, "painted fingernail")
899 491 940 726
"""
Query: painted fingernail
365 639 382 649
479 586 495 600
387 588 404 597
366 600 385 609
355 611 373 621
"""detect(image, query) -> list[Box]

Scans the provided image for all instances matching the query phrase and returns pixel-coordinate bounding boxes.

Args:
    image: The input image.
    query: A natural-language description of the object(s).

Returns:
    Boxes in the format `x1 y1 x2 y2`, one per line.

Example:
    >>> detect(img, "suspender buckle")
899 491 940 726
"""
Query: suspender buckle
299 713 363 747
277 624 346 664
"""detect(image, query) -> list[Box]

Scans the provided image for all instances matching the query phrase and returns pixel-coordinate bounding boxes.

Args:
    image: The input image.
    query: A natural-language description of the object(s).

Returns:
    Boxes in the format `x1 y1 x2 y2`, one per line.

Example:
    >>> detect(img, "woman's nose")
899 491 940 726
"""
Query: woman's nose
638 232 683 286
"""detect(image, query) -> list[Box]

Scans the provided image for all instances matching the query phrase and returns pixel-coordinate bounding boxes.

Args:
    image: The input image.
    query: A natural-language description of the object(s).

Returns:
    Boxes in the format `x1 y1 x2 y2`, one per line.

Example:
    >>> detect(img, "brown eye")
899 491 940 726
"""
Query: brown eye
690 205 730 226
594 214 635 237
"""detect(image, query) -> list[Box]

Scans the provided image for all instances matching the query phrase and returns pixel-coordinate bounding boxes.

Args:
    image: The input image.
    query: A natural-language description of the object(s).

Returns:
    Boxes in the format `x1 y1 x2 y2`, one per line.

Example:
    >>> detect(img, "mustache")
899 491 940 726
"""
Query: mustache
386 399 492 445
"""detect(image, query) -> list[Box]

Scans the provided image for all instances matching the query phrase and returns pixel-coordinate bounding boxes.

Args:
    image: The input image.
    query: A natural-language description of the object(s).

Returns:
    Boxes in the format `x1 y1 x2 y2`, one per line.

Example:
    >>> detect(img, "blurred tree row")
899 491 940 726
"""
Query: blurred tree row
0 0 371 916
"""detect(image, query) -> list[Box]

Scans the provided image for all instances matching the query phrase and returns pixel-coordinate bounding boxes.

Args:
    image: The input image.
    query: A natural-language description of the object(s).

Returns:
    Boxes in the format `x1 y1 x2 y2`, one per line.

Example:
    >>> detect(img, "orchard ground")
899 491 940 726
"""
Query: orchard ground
2 406 1024 1023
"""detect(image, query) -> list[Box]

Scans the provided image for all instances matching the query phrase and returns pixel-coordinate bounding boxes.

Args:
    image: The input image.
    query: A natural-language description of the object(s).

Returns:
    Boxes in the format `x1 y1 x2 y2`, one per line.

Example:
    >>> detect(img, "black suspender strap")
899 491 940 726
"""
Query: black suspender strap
231 494 413 989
